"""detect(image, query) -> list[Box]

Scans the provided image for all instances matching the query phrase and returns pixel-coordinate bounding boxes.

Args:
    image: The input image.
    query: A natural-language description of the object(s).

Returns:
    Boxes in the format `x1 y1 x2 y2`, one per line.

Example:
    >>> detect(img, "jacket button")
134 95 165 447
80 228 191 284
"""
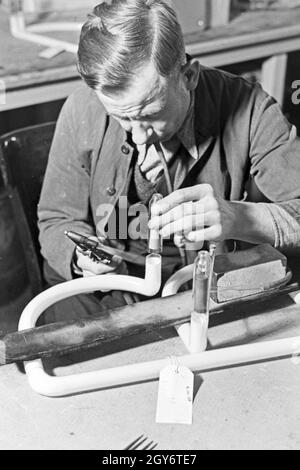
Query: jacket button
106 186 116 196
121 145 130 155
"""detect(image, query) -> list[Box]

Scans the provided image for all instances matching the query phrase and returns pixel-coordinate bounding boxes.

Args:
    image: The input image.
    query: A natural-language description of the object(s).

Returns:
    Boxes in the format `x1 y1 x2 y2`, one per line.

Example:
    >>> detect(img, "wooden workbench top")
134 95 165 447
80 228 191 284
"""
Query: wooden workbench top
0 290 300 450
1 8 300 91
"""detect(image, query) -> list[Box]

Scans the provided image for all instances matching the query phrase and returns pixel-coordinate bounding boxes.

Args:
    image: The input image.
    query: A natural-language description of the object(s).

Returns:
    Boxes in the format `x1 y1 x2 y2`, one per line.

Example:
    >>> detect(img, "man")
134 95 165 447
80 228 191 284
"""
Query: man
38 0 300 322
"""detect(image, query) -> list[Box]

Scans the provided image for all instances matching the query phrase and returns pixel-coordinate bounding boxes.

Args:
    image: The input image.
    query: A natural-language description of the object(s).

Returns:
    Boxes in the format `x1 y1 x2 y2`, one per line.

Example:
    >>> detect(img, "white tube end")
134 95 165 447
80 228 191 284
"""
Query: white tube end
294 293 300 305
190 312 208 354
176 323 191 351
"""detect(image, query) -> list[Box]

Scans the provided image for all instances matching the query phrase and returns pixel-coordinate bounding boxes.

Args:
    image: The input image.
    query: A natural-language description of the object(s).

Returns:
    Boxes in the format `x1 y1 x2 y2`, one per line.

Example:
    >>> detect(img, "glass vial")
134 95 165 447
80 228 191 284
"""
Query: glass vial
193 251 211 315
148 193 163 254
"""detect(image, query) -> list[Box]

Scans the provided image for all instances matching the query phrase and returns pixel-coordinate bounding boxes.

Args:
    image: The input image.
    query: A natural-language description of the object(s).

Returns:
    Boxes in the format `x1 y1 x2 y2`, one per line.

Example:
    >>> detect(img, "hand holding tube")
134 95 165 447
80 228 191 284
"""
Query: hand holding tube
65 232 126 288
148 184 224 243
74 238 127 292
75 239 124 277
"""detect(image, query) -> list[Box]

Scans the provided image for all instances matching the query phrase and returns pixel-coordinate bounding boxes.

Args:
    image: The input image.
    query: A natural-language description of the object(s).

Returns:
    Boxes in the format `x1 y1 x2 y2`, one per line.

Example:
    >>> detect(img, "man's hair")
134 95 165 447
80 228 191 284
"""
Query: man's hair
77 0 186 94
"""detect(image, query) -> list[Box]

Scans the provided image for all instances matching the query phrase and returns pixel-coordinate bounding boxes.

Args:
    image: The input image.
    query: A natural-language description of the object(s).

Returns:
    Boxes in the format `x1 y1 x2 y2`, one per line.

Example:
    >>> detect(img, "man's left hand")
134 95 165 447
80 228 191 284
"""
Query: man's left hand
148 184 236 243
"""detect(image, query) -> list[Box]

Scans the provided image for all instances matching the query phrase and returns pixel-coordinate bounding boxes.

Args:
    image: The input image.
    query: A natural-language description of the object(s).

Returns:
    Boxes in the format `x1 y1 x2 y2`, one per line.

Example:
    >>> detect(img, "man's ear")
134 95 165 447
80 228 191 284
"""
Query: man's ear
181 60 200 91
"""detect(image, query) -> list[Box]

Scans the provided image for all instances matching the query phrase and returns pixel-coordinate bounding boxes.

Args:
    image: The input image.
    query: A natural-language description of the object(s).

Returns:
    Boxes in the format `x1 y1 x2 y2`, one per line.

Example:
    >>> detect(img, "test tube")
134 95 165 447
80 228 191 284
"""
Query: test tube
190 250 211 353
148 193 163 254
193 251 211 315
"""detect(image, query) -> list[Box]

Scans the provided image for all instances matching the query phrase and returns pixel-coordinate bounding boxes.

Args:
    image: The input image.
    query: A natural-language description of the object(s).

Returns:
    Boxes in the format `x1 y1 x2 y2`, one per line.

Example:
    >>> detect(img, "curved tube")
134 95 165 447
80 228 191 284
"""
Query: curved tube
163 266 300 357
295 292 300 305
190 312 208 353
162 264 194 297
23 335 300 397
19 254 161 331
162 264 197 352
19 254 162 397
19 255 300 397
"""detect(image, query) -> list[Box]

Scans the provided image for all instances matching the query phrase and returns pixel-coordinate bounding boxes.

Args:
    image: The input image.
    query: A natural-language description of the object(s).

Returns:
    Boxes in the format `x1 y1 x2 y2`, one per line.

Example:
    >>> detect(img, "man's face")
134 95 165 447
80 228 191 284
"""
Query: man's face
96 61 195 146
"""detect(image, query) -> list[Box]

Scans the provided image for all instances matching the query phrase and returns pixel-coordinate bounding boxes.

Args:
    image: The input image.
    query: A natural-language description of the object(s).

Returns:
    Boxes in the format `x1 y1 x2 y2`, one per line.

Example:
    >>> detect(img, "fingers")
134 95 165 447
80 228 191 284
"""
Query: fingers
160 213 204 238
186 224 223 243
158 210 221 239
149 190 217 231
151 184 213 217
147 185 224 243
76 249 116 275
76 235 125 275
149 194 219 236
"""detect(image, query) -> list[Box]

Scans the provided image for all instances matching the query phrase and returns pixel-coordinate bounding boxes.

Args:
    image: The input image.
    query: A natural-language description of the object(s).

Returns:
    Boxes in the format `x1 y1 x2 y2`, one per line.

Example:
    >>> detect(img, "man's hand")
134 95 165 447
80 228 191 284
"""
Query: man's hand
148 184 275 246
74 237 127 279
148 184 234 243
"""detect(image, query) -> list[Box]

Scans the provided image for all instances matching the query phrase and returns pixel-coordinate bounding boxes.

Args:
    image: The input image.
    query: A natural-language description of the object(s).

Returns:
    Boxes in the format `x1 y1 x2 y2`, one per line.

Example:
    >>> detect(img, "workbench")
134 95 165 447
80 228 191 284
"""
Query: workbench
0 289 300 450
1 8 300 111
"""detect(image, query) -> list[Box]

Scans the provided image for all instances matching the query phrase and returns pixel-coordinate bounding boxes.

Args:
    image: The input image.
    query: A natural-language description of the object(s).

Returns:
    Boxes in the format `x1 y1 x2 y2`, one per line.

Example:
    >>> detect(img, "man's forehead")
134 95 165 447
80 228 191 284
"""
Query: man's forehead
96 63 170 117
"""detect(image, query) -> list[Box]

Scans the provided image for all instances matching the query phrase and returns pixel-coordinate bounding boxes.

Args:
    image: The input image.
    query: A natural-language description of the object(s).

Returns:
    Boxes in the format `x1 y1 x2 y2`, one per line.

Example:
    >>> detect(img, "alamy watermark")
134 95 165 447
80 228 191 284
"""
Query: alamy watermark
95 196 205 250
291 80 300 105
0 80 6 106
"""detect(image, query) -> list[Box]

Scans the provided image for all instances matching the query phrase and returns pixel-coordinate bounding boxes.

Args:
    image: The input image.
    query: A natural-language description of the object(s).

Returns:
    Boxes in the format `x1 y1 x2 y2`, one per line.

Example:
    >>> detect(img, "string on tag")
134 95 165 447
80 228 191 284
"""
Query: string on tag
169 355 180 374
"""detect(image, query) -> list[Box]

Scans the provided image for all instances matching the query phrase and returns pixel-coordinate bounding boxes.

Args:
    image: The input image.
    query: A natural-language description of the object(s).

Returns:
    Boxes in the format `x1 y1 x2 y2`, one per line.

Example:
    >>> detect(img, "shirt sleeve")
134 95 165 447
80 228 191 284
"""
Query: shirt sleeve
37 94 96 280
249 89 300 251
263 200 300 252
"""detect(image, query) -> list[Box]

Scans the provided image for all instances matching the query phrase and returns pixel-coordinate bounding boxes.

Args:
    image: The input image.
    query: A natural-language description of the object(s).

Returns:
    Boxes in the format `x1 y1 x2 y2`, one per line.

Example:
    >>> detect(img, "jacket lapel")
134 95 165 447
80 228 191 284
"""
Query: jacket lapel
91 117 134 237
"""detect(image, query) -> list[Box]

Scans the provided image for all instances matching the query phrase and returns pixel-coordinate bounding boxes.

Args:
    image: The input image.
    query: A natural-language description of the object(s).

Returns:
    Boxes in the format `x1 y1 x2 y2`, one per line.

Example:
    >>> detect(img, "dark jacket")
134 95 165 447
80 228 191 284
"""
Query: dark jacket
38 66 300 280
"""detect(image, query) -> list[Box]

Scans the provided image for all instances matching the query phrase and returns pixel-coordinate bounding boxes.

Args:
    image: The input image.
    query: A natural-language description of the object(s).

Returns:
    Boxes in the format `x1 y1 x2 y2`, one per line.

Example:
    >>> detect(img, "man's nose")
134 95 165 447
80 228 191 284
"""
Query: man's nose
131 122 153 145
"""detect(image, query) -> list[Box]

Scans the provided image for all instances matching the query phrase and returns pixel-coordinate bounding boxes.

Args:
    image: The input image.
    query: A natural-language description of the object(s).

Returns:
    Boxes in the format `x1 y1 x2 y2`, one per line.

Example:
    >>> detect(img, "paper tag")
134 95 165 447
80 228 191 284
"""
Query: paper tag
156 357 194 425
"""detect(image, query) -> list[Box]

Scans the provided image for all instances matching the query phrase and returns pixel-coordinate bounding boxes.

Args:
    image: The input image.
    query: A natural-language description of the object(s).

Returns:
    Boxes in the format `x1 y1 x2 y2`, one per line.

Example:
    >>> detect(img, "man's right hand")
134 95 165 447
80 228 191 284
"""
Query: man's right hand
74 236 127 278
76 249 117 277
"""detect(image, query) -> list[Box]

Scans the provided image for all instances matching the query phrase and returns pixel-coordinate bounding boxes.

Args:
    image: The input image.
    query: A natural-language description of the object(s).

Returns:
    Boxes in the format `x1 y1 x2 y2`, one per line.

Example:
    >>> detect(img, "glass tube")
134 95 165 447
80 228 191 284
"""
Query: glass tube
193 251 211 315
190 250 212 353
148 193 163 254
